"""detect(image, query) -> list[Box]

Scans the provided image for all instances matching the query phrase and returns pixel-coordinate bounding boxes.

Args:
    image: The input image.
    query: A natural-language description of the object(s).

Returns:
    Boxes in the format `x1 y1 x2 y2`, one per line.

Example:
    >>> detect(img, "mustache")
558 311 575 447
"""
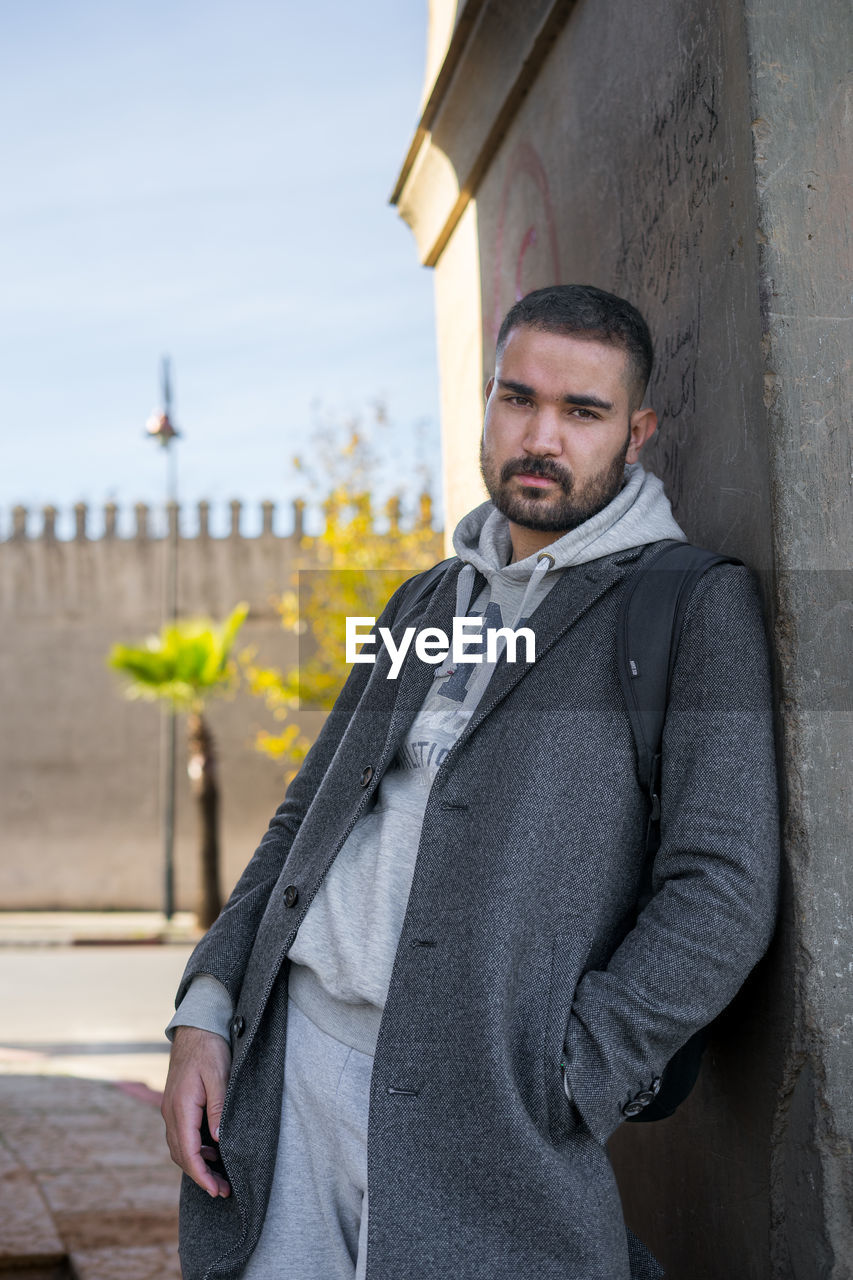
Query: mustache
501 457 573 489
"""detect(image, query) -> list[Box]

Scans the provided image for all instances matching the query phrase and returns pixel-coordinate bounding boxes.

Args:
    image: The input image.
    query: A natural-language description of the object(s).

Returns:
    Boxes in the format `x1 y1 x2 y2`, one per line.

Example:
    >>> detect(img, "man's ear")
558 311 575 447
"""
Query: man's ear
626 407 657 463
484 376 494 404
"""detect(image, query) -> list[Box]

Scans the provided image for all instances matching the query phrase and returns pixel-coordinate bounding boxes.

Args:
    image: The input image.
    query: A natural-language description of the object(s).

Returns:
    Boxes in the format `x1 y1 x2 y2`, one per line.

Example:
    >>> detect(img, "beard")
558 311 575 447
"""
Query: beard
479 431 631 533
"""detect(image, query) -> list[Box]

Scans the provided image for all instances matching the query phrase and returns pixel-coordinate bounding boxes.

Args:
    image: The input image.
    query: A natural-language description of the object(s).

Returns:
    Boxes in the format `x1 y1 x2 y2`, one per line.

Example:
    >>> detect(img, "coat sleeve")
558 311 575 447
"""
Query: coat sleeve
172 569 423 1009
562 563 781 1144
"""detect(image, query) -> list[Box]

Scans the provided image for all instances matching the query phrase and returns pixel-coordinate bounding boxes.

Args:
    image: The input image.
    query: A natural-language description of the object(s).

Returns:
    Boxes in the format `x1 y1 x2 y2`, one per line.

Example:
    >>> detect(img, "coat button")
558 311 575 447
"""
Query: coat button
229 1014 245 1038
360 765 374 787
651 1076 662 1096
622 1100 644 1117
636 1090 656 1105
284 884 299 908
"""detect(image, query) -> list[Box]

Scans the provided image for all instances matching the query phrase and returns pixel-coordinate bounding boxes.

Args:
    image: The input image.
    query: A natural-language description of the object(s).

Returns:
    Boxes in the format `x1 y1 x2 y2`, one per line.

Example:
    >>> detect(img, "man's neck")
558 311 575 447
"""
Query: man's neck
507 523 567 564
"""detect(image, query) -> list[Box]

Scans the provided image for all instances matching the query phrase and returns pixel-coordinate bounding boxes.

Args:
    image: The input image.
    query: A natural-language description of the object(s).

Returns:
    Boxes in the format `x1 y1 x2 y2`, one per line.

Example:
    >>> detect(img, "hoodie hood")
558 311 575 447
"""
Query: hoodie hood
449 461 686 628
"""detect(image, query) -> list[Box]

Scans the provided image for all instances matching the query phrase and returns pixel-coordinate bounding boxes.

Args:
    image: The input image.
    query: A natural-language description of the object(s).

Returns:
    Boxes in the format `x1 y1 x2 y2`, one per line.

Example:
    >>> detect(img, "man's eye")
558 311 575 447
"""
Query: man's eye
571 408 596 419
507 396 531 406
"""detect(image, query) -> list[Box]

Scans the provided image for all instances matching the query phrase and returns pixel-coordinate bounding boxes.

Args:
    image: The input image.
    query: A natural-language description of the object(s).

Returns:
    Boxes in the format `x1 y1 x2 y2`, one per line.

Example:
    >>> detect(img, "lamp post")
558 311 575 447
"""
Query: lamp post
146 357 181 922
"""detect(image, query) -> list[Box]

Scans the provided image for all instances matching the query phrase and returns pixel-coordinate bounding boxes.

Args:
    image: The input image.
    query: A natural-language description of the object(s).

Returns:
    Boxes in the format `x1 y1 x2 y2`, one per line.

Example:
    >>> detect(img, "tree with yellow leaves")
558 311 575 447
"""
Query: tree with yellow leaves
241 418 442 779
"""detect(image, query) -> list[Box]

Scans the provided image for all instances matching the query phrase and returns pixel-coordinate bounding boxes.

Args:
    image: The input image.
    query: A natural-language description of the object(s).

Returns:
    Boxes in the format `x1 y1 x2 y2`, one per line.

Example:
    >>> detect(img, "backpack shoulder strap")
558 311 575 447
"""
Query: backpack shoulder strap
617 540 742 1123
617 541 742 832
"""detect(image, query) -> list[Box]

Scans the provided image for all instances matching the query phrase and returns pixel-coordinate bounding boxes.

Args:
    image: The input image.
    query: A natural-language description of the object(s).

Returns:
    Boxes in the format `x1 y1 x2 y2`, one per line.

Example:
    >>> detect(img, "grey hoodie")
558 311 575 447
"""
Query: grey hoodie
167 463 685 1052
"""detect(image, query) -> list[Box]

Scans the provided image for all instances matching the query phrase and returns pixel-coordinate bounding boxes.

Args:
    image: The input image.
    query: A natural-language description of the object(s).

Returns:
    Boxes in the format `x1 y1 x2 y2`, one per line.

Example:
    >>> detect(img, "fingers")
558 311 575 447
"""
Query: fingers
162 1027 233 1198
175 1085 230 1197
164 1089 231 1197
203 1062 227 1144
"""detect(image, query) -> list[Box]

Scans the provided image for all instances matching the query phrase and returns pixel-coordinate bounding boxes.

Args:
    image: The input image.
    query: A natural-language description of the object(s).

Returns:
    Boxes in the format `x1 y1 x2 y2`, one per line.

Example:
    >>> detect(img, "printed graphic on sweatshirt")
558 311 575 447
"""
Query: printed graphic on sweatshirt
391 605 533 777
392 690 470 780
437 602 531 704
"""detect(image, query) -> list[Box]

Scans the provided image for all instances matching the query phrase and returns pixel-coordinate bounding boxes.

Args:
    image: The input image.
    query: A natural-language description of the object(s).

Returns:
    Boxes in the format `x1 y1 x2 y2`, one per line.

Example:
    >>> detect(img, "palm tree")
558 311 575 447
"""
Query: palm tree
108 603 249 927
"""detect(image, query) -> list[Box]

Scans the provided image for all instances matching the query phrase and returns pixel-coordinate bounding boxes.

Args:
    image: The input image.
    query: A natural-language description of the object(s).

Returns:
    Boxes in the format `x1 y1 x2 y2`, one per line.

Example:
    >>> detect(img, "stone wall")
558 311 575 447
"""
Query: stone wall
0 499 441 911
393 0 851 1274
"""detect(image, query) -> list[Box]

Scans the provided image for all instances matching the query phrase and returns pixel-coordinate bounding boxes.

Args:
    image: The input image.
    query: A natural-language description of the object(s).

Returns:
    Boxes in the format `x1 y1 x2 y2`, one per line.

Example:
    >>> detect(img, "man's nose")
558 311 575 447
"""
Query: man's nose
521 407 563 454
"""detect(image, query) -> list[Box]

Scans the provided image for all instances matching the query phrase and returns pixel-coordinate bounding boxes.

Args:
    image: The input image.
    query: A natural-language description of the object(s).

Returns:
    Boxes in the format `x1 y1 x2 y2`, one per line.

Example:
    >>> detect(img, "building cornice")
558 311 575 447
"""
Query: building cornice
391 0 577 266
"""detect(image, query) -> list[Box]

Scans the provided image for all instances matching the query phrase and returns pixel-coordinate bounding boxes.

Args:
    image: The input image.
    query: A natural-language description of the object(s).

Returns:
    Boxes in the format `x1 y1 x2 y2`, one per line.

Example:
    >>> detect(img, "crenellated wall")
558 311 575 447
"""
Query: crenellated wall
2 498 310 621
0 497 441 911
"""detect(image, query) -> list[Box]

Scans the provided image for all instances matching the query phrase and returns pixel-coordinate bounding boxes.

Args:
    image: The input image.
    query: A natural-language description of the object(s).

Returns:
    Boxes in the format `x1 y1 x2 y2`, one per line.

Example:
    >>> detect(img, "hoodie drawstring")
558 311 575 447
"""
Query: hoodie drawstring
509 550 555 631
453 562 477 622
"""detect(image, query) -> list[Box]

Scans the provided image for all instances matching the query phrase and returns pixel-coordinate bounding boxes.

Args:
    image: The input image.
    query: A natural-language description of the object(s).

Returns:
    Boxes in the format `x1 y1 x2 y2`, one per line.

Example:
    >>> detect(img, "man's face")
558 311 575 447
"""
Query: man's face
480 326 656 535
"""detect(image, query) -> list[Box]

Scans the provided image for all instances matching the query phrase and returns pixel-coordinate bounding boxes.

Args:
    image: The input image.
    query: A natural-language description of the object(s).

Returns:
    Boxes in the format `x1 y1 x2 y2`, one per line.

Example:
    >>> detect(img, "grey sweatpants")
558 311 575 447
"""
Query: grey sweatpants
240 995 373 1279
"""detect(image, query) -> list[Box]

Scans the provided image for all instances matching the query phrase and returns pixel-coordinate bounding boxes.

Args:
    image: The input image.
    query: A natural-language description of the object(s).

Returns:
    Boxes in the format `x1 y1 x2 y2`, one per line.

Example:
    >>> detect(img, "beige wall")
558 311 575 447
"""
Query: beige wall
433 199 485 550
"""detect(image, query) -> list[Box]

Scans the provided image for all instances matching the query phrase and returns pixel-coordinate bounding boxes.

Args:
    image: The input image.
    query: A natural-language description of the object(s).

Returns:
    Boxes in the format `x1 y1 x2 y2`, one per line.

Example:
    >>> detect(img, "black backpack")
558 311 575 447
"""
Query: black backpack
614 539 741 1120
399 540 741 1121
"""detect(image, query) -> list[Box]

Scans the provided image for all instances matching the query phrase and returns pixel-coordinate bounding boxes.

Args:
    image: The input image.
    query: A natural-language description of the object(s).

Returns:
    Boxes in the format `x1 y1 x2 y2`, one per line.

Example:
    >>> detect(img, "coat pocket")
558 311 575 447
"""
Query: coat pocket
543 921 596 1144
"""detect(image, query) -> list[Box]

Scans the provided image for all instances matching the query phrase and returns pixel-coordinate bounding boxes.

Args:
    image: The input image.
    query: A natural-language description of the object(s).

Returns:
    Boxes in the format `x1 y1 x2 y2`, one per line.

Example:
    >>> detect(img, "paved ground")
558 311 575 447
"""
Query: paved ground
0 915 202 1278
0 1074 183 1279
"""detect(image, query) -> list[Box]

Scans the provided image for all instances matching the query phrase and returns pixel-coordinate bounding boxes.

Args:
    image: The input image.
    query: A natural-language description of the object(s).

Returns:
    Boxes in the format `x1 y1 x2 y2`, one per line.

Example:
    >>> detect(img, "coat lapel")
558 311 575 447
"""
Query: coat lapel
378 557 464 751
447 554 638 753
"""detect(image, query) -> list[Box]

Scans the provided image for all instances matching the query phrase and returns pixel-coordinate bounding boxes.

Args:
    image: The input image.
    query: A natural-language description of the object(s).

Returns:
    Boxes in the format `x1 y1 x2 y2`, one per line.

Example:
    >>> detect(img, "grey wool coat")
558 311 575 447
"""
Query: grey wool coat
175 542 781 1280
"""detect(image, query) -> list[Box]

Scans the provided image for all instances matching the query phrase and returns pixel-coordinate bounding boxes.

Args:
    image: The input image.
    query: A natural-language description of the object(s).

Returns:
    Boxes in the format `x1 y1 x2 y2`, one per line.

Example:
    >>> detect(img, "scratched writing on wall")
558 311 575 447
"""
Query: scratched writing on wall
615 56 726 508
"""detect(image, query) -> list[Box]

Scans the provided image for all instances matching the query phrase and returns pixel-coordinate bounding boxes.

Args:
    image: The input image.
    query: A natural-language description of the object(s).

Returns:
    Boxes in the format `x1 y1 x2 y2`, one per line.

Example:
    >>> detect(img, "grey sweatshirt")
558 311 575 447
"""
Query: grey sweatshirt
166 462 685 1051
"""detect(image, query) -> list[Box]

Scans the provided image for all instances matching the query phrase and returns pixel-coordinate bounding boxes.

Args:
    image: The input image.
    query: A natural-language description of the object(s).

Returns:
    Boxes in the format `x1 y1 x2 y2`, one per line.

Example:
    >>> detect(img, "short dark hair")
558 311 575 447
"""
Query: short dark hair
496 284 654 406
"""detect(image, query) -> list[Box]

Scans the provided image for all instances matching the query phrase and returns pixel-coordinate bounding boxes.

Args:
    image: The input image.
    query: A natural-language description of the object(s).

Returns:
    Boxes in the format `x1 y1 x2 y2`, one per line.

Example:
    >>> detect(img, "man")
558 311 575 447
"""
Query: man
163 284 780 1280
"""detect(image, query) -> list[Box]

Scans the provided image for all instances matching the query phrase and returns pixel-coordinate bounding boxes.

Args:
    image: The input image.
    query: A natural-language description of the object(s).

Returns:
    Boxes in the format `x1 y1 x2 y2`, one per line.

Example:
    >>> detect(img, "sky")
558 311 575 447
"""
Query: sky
0 1 441 538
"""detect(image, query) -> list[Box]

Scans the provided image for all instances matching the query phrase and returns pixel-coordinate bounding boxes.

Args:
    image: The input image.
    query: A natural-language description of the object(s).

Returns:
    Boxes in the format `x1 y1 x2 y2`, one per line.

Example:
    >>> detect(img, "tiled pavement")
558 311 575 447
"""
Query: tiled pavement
0 1038 182 1279
0 1073 182 1277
